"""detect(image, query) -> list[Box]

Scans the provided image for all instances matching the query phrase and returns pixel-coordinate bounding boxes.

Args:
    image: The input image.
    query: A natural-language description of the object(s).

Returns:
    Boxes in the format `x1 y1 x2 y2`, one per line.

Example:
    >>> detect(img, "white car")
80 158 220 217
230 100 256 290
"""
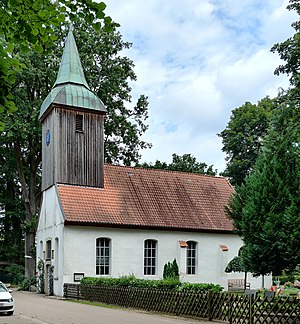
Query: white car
0 281 14 316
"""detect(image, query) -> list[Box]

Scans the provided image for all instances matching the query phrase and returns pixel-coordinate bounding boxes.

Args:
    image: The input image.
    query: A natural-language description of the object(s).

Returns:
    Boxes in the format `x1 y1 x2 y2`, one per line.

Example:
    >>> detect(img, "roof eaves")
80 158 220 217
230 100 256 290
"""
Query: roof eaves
63 219 235 234
55 183 66 222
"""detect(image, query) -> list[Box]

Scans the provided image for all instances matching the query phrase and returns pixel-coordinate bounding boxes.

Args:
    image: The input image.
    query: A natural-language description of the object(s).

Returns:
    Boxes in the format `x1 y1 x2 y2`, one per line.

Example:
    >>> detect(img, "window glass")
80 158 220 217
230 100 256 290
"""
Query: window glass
0 283 8 292
187 241 197 274
144 239 157 275
46 240 51 260
96 238 111 275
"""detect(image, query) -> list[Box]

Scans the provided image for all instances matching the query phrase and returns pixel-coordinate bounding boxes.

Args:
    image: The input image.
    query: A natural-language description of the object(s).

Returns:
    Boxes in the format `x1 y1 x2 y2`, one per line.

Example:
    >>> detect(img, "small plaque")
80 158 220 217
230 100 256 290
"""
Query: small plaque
74 273 84 282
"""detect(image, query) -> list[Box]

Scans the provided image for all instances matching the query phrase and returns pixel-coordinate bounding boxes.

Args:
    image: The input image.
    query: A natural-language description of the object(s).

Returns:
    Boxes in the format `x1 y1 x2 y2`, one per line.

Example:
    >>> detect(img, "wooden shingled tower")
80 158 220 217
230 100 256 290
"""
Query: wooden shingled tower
39 27 106 190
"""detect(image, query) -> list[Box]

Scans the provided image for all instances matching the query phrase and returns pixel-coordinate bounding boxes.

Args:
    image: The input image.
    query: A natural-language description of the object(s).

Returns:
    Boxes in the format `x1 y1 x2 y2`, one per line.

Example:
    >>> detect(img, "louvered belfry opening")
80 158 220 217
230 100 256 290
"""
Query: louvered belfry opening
75 114 83 132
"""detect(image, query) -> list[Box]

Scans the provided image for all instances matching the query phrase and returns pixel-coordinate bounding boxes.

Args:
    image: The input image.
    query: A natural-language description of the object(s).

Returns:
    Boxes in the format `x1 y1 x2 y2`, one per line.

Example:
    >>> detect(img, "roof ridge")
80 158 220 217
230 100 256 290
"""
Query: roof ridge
104 163 225 179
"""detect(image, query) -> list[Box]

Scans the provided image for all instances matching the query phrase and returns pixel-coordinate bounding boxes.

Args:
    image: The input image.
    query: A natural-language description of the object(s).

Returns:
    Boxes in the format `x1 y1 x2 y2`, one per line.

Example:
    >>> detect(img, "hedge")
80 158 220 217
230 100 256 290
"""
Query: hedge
81 275 223 292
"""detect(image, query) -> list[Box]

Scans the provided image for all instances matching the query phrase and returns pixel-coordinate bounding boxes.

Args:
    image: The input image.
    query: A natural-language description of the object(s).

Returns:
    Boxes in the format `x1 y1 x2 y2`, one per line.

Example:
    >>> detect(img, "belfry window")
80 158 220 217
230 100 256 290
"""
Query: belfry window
75 114 83 132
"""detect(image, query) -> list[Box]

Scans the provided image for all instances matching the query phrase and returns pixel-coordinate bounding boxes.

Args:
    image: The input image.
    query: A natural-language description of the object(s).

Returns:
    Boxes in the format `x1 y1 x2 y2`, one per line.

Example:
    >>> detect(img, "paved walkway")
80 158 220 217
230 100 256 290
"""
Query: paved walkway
0 290 214 324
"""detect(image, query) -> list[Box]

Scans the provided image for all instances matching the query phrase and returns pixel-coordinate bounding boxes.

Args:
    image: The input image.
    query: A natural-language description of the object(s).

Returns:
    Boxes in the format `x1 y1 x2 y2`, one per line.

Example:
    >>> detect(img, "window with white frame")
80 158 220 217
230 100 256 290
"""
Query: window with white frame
96 238 111 275
46 240 52 261
144 239 157 275
186 241 197 274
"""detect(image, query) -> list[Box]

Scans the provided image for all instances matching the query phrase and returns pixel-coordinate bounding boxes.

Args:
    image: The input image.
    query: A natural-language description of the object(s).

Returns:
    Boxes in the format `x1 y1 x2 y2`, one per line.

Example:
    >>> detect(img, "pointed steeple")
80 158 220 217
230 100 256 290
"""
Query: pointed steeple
54 27 90 89
39 27 106 120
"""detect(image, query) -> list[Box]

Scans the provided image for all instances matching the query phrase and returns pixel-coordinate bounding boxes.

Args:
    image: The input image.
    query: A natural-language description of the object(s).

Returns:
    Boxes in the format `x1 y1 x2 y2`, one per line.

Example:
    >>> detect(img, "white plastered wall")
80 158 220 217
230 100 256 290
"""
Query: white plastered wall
37 187 271 297
63 226 271 295
36 185 65 296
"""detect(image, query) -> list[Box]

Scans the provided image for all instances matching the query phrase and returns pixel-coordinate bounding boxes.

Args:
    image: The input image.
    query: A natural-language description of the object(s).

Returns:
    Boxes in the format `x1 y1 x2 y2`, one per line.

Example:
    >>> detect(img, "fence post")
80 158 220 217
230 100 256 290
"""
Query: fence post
228 294 232 324
249 294 254 324
77 284 80 300
208 291 213 321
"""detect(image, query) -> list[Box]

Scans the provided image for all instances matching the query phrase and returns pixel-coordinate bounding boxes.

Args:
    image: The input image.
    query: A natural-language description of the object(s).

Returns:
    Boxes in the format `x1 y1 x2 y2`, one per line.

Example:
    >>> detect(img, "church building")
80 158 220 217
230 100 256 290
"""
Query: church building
36 28 269 296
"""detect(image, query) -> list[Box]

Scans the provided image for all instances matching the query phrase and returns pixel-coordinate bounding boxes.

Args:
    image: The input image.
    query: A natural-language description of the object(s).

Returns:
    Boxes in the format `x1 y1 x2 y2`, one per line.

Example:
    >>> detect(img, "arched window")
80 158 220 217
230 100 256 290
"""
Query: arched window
39 240 43 260
144 239 157 275
46 240 52 261
186 241 197 274
54 238 59 278
96 238 111 275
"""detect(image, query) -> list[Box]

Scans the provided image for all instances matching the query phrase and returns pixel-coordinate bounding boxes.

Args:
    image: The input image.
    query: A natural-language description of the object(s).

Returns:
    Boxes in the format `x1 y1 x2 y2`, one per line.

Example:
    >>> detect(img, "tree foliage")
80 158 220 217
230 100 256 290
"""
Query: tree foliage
226 96 300 276
218 97 277 185
224 0 300 277
138 153 216 175
74 22 151 164
225 256 245 273
0 138 25 263
221 0 300 278
271 0 300 91
0 0 117 130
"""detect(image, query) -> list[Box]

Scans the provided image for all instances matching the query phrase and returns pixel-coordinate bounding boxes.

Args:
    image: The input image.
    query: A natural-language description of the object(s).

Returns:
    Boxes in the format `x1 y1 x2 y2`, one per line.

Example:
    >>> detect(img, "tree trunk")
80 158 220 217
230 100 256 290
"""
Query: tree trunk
25 231 36 278
14 140 41 278
244 271 248 291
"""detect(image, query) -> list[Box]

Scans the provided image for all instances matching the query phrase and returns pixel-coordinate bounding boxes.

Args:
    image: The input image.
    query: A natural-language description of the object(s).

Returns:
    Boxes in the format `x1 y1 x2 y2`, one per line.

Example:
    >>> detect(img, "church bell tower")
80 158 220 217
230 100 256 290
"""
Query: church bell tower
39 27 106 190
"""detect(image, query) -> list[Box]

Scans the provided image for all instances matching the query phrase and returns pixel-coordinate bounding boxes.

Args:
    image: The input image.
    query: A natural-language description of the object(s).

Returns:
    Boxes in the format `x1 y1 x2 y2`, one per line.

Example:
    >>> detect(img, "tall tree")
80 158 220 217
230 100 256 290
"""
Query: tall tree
218 97 277 185
138 153 216 175
0 0 115 130
0 23 150 278
222 0 300 279
0 40 61 276
75 22 151 164
226 96 300 276
0 137 25 263
271 0 300 92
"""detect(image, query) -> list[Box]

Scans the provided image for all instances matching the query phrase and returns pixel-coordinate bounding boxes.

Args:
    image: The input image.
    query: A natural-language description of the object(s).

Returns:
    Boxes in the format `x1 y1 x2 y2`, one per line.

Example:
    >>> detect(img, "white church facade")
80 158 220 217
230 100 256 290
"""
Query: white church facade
36 28 270 297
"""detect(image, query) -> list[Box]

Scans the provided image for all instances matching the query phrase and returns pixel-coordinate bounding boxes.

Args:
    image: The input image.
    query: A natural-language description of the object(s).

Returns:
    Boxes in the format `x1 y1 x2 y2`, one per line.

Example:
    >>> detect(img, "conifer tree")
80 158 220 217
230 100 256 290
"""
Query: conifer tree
226 96 300 276
163 259 180 280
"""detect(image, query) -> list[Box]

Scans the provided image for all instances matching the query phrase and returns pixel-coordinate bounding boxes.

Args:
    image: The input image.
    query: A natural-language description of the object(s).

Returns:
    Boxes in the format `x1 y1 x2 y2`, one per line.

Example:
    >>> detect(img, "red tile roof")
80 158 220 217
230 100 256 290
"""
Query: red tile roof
57 164 234 233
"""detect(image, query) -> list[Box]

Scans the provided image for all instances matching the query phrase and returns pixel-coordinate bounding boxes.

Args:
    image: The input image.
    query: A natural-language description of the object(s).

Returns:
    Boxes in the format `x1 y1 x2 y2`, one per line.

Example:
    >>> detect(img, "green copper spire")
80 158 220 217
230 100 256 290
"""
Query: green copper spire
39 27 106 120
54 27 89 89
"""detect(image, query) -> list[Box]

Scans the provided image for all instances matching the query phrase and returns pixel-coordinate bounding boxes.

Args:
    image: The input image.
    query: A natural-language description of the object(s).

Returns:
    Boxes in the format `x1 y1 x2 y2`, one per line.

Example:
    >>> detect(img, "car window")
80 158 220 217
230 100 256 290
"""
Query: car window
0 283 8 292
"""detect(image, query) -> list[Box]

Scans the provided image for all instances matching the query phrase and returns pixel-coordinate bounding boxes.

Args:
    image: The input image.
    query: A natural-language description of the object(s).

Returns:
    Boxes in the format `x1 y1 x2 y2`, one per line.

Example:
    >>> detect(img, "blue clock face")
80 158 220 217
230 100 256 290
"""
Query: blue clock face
46 129 50 146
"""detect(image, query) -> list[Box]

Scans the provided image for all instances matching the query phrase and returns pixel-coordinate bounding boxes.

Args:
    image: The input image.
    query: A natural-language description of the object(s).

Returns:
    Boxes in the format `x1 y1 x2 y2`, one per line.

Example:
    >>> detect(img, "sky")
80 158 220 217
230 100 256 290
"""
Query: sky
104 0 297 173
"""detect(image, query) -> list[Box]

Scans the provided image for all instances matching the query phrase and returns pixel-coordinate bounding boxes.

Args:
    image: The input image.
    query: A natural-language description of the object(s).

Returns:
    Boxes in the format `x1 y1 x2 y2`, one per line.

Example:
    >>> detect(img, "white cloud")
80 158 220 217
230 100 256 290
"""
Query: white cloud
104 0 296 172
216 50 287 107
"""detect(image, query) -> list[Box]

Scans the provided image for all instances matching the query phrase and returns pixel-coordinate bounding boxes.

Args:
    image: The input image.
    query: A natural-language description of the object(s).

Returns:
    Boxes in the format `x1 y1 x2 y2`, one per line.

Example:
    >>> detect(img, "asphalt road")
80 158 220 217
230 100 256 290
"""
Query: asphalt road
0 290 209 324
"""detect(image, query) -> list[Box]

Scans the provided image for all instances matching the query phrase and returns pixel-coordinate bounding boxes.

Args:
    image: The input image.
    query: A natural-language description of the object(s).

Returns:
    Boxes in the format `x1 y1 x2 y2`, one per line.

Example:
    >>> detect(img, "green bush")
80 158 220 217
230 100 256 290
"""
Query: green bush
163 259 179 281
2 264 25 285
37 259 45 294
180 282 223 293
19 276 36 291
48 266 54 296
81 275 223 292
277 270 300 285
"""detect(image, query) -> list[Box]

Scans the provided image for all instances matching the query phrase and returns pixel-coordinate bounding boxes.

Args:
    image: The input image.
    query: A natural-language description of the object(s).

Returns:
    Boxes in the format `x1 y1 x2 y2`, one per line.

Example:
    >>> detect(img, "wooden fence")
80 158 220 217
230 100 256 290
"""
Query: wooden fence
64 284 300 323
